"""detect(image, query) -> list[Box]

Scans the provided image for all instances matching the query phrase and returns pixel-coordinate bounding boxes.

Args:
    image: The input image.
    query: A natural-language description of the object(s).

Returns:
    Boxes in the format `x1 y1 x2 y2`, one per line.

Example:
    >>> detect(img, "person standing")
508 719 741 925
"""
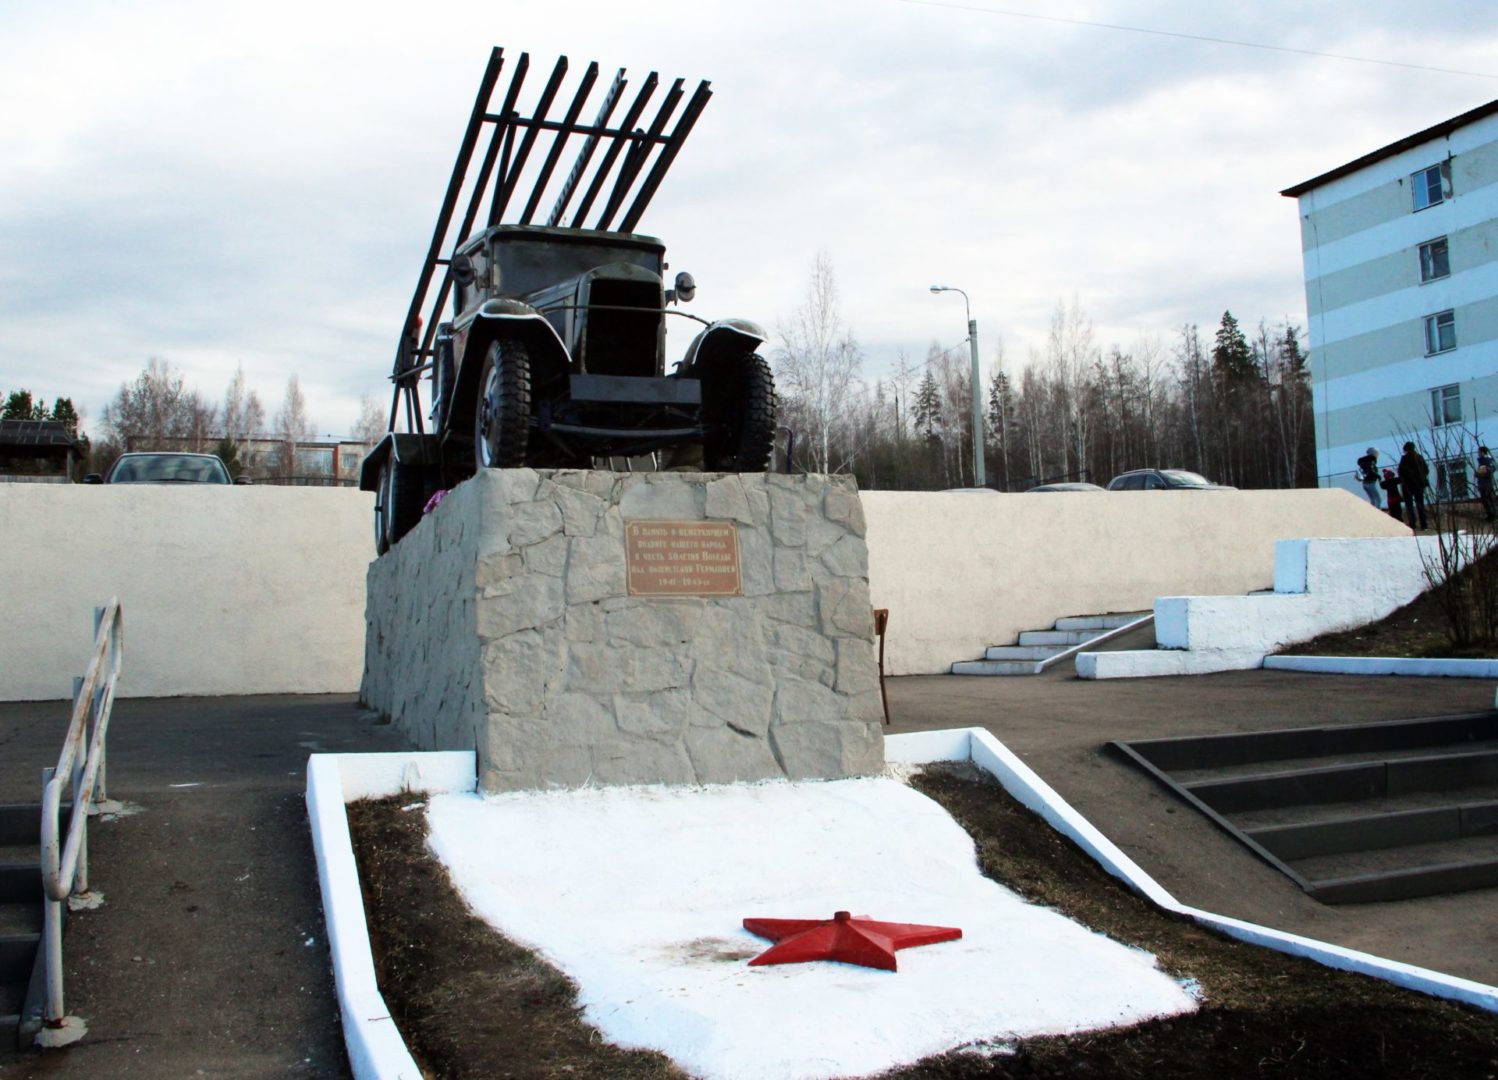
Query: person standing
1380 468 1404 522
1398 441 1430 530
1478 445 1497 522
1356 447 1382 507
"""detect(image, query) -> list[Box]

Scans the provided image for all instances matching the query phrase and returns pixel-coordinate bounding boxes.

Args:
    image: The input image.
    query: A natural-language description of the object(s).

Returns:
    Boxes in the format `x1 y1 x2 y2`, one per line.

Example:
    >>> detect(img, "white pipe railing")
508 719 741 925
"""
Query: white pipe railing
36 598 123 1048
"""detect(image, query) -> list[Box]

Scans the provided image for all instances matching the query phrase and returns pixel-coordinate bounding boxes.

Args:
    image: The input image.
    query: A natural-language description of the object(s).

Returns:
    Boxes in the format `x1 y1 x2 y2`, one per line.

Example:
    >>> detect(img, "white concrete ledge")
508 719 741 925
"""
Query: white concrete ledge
308 733 1497 1078
1076 649 1264 679
1264 655 1498 678
306 751 476 1080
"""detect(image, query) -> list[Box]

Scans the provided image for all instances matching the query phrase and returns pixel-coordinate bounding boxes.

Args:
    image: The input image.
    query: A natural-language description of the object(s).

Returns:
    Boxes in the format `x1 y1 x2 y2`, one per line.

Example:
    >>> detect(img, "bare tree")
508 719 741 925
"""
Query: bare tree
102 358 217 451
773 252 863 473
272 375 317 480
222 364 266 448
352 393 387 449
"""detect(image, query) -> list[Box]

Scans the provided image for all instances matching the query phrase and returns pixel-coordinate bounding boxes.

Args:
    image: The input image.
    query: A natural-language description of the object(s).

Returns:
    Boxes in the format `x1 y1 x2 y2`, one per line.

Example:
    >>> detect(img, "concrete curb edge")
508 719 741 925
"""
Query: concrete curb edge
1264 655 1498 678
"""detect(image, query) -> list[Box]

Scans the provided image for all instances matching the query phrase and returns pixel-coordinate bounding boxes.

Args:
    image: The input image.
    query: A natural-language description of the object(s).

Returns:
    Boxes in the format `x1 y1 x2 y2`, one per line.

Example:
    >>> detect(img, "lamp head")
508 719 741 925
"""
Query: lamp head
930 285 947 293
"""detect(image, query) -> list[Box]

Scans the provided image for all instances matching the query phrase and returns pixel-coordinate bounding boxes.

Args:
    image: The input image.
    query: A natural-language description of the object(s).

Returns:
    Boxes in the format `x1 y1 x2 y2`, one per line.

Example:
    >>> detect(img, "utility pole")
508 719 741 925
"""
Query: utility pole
930 285 986 487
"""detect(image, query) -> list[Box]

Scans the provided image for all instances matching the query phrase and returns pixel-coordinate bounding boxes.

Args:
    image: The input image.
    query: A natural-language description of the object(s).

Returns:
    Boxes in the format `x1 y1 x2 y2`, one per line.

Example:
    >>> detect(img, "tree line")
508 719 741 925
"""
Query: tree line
10 253 1315 491
772 258 1316 491
7 361 386 482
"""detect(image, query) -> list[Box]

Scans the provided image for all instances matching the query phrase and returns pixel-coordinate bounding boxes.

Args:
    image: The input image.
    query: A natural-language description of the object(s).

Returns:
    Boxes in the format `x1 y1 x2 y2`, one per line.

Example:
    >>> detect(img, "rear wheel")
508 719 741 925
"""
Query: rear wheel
375 454 426 554
474 340 532 470
702 352 776 472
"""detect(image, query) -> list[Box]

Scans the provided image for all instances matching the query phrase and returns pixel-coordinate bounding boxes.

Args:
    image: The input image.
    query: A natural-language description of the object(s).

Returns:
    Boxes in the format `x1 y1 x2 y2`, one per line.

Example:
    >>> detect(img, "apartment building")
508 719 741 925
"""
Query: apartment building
1282 99 1498 497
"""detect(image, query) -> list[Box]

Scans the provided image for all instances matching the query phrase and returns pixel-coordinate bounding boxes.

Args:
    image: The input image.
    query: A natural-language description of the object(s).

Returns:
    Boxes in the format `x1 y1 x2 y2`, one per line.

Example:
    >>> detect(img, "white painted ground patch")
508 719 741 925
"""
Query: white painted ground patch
425 776 1197 1080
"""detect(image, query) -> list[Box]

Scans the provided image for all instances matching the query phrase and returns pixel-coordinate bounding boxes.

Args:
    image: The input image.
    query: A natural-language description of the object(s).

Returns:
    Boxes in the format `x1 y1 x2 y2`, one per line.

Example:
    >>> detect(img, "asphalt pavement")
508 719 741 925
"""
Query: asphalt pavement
0 667 1494 1077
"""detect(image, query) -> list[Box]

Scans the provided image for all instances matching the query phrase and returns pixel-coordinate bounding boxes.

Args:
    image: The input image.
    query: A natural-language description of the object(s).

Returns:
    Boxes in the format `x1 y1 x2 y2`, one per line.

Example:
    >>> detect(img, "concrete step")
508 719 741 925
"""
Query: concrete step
0 903 40 938
0 932 39 985
982 645 1063 662
1017 629 1098 647
952 659 1039 676
1055 612 1150 631
0 864 40 905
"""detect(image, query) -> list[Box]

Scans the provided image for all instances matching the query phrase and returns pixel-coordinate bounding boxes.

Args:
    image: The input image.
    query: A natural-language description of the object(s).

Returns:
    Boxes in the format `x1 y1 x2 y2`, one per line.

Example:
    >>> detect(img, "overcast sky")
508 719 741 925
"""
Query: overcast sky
3 0 1496 437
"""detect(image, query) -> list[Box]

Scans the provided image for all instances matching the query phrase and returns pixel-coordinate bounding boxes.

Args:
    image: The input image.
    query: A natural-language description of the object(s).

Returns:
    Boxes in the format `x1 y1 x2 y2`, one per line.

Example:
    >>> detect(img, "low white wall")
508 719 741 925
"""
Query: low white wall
863 489 1409 675
2 482 1411 698
1080 535 1443 680
0 485 373 700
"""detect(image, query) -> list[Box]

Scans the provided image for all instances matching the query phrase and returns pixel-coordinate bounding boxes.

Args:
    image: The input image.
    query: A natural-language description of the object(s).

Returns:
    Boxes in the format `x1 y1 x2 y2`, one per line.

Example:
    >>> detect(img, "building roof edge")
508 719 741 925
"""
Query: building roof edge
1280 98 1498 198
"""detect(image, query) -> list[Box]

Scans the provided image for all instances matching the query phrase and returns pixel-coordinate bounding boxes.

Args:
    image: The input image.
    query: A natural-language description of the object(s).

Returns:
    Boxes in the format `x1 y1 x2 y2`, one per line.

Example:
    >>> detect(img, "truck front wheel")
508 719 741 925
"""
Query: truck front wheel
474 340 532 470
702 352 776 472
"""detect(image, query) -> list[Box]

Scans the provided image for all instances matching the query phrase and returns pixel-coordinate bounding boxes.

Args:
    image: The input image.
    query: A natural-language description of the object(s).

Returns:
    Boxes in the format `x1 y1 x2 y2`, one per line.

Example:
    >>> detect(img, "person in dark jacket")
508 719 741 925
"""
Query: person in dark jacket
1477 445 1496 522
1398 442 1430 530
1355 447 1381 507
1380 468 1403 522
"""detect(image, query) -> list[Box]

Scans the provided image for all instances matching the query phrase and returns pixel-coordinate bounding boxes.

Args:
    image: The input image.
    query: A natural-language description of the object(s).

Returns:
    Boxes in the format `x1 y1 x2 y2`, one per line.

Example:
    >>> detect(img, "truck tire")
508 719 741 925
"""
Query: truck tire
475 340 532 469
375 454 426 554
703 352 776 472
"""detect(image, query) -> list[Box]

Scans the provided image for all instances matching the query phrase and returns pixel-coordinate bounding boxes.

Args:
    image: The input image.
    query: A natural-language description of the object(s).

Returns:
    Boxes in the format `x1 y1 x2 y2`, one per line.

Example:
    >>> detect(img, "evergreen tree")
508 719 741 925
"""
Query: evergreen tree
49 397 80 434
912 370 941 438
1211 311 1257 386
3 389 47 421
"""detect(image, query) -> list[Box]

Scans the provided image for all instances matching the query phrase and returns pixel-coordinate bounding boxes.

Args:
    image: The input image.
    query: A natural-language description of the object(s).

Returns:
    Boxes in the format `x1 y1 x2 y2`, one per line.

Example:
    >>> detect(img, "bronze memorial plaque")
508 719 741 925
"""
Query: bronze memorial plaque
625 520 742 597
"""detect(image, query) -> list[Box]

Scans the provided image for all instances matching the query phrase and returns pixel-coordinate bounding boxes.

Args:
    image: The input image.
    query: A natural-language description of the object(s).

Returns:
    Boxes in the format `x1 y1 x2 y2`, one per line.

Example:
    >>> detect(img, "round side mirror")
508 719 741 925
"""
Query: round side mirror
673 271 696 303
451 254 476 287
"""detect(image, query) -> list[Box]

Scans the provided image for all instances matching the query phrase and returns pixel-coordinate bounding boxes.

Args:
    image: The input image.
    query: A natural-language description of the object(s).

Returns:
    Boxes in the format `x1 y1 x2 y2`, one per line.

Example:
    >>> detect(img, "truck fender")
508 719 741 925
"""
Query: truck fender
680 319 769 375
358 432 439 492
449 301 574 437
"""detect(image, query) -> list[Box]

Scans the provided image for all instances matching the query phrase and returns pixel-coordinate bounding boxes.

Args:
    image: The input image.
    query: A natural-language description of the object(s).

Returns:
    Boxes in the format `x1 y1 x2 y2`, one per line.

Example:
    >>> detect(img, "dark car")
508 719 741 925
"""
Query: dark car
1026 482 1105 493
89 452 233 485
361 48 776 553
1106 469 1232 491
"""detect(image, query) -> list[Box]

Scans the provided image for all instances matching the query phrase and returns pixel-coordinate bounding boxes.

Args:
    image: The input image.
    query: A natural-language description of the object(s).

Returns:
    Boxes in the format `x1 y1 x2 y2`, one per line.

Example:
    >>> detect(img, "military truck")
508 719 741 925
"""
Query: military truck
362 47 776 553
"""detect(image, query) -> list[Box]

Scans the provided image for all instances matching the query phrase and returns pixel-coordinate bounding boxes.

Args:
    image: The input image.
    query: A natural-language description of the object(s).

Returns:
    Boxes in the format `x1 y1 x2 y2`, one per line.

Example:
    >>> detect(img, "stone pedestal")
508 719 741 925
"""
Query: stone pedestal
361 469 885 792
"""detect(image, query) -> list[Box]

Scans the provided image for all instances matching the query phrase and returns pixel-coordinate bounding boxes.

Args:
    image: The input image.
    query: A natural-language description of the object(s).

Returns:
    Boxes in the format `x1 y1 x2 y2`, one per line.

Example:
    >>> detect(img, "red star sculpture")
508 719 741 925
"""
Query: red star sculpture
742 910 962 971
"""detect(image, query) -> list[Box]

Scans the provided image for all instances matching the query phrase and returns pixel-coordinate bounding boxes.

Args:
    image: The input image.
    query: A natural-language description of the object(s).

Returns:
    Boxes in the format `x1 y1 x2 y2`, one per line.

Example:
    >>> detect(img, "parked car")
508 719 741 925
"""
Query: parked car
87 452 234 485
1026 482 1105 492
1106 469 1232 491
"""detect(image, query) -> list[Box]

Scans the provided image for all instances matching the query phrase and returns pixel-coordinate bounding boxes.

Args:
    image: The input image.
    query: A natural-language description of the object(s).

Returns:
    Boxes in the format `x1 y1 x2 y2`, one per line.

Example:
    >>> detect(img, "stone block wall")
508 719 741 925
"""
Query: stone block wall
362 469 885 792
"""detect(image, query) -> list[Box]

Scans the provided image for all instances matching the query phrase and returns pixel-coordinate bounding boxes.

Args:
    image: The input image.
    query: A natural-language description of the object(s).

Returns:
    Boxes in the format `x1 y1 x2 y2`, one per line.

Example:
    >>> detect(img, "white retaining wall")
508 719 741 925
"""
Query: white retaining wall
862 489 1408 675
2 482 1408 698
0 485 373 700
1078 535 1442 679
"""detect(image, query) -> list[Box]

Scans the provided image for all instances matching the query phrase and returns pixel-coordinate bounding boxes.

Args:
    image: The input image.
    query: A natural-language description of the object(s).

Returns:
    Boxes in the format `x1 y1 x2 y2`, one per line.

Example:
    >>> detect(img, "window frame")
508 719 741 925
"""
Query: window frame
1430 383 1461 427
1424 309 1457 355
1436 456 1470 501
1412 163 1447 212
1418 236 1451 283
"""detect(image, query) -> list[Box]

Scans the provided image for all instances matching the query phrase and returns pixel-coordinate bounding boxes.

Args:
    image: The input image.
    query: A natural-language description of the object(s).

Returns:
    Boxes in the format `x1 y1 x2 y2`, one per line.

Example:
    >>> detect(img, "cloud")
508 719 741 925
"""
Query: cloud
2 0 1495 434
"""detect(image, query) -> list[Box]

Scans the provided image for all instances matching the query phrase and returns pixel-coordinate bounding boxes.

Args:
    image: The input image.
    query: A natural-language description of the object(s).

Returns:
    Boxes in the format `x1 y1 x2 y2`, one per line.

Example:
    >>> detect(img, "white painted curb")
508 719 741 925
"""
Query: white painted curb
310 734 1497 1078
306 751 476 1080
1264 655 1498 678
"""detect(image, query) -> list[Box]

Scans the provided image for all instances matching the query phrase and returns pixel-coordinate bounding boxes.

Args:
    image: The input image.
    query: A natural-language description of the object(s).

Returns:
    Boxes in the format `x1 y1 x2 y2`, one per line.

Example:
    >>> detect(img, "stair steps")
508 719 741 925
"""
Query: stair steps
0 803 61 1050
1114 712 1498 903
953 612 1150 676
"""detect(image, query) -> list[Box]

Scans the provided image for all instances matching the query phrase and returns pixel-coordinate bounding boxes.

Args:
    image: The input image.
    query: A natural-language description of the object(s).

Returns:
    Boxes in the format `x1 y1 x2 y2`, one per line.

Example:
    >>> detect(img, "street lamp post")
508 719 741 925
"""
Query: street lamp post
930 285 986 487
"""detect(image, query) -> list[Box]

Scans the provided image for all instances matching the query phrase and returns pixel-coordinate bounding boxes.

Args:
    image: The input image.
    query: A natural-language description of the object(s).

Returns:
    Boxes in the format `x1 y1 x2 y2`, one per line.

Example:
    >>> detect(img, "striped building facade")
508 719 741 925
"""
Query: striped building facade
1283 100 1498 497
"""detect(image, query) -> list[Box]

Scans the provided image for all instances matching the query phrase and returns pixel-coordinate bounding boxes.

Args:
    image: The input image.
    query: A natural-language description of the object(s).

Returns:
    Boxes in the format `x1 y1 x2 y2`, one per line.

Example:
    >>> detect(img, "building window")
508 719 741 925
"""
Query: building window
1412 163 1448 211
1419 237 1450 282
1425 310 1456 354
1436 457 1470 501
1431 383 1460 426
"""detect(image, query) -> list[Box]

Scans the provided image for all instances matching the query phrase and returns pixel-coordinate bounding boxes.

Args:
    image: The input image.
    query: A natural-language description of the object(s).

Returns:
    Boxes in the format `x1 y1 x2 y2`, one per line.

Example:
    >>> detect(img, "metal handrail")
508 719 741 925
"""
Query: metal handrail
36 598 124 1047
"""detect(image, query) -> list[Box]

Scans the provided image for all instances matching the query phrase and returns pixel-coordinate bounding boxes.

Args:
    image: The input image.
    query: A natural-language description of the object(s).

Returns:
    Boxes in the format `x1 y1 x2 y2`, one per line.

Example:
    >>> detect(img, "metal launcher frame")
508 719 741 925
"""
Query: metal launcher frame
387 47 713 435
